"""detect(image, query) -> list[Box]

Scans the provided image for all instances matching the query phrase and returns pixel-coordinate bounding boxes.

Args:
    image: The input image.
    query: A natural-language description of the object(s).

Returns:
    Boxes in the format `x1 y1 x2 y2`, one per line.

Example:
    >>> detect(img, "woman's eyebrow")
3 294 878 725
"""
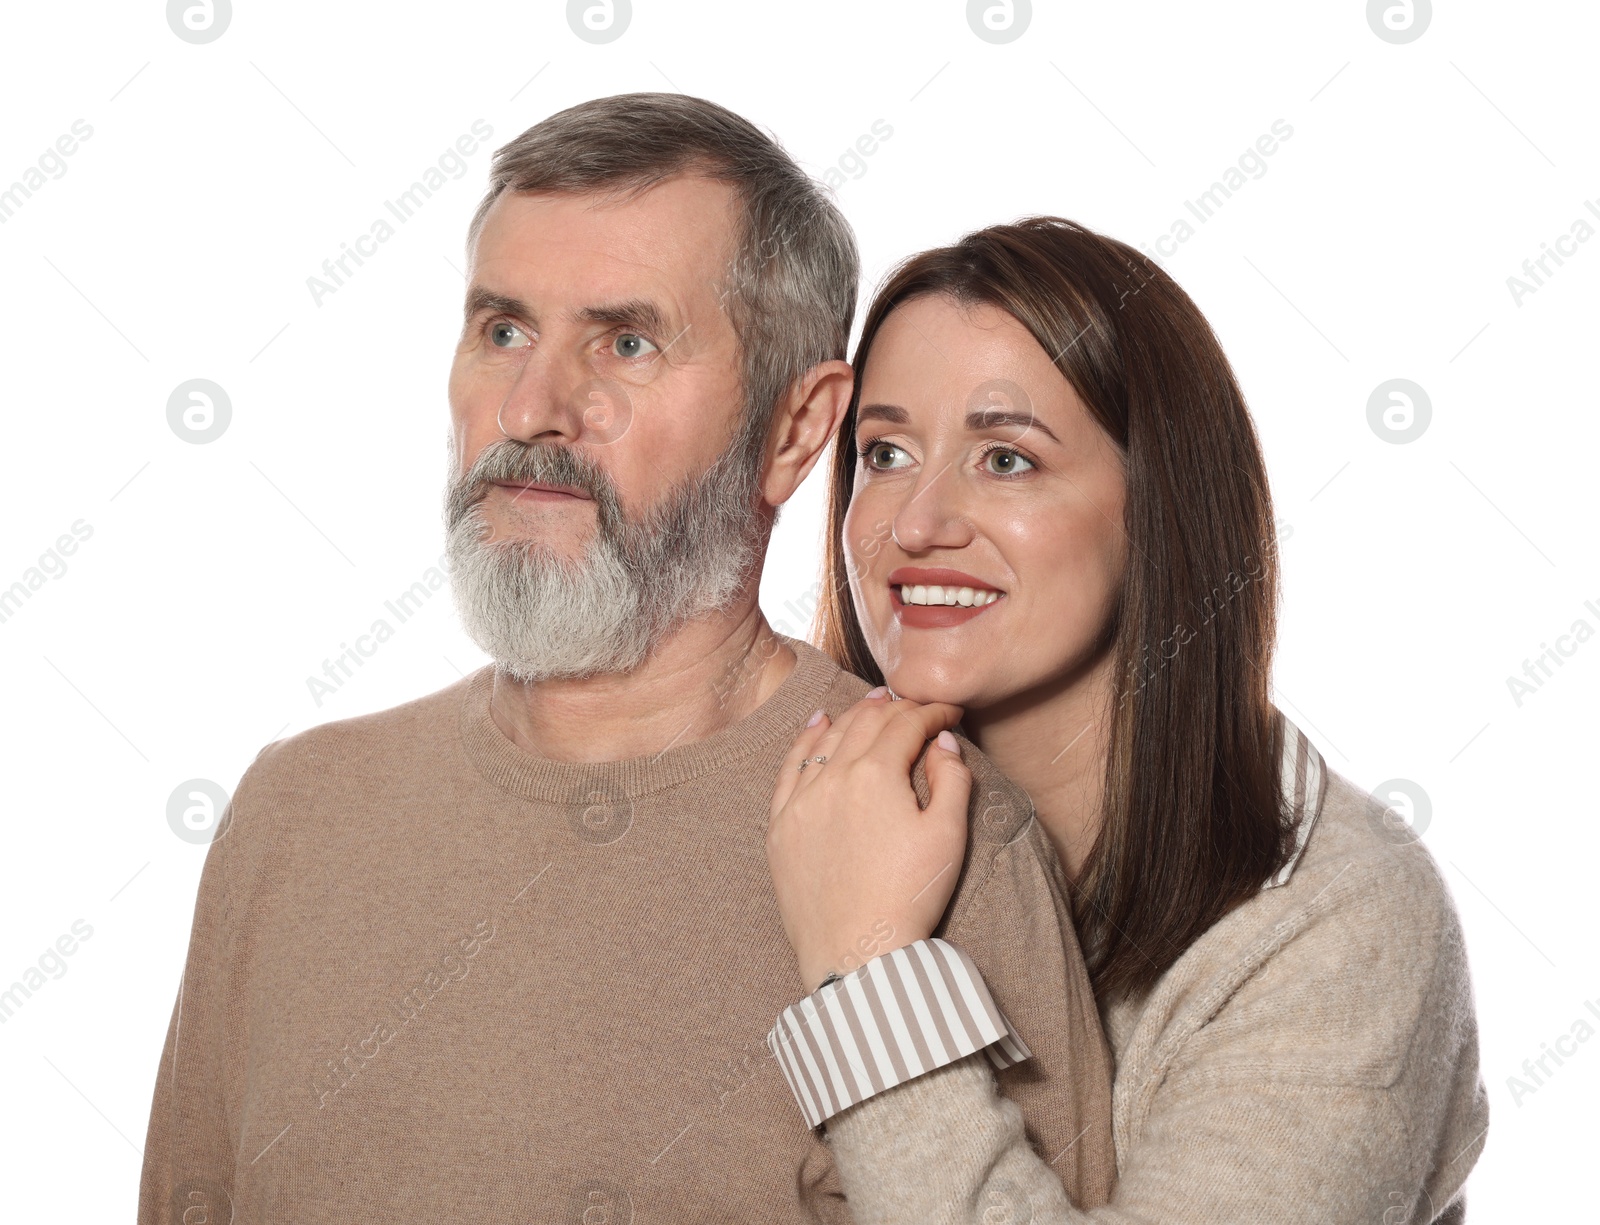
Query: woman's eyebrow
965 407 1060 444
857 402 1061 444
857 403 909 426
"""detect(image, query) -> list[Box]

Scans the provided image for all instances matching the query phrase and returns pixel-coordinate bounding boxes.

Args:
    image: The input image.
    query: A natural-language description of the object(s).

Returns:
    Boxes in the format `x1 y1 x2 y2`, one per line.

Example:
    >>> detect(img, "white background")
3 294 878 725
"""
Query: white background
0 1 1594 1218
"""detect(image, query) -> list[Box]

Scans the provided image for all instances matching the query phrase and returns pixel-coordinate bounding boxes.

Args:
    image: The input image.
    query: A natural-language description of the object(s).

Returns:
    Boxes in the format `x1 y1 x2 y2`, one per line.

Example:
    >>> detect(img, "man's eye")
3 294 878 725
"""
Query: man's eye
611 333 658 359
489 321 530 349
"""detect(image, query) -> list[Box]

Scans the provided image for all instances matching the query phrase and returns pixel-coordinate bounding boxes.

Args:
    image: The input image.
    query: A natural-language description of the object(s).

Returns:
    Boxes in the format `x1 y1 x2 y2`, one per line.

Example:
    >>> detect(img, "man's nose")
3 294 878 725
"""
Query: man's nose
493 348 588 445
890 463 975 553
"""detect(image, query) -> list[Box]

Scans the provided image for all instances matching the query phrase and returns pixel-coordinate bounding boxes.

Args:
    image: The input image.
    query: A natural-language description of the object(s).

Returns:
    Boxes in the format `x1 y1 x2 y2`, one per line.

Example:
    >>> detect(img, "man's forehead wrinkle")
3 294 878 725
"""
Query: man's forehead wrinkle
487 237 719 302
488 181 739 269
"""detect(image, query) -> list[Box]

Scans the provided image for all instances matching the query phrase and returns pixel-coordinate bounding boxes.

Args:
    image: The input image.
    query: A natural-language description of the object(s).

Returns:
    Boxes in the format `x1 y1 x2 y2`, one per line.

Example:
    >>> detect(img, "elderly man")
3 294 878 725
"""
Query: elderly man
136 93 1113 1222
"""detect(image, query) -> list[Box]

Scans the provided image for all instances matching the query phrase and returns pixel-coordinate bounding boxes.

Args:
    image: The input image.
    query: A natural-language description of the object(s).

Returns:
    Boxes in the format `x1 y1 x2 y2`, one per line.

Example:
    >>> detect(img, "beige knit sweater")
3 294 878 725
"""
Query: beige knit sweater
825 766 1490 1223
135 637 1115 1222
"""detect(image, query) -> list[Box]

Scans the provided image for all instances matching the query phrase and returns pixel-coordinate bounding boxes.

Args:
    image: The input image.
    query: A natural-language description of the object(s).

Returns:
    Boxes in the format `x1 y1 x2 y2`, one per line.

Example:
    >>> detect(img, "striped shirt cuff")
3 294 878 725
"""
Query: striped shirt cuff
765 937 1031 1130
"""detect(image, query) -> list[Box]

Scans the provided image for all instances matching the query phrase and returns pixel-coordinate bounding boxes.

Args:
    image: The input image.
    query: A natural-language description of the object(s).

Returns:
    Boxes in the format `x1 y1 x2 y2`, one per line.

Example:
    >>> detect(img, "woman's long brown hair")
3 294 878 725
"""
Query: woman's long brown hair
815 217 1295 1002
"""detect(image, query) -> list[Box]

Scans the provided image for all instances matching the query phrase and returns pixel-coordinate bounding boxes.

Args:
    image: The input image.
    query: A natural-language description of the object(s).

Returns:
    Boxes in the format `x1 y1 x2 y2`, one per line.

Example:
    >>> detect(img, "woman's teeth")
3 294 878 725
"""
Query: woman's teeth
898 584 1001 607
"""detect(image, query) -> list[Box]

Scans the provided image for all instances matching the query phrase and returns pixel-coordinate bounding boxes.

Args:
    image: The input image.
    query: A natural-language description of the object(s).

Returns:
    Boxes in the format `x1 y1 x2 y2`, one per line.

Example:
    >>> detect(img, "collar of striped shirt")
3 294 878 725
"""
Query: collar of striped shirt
1265 708 1330 890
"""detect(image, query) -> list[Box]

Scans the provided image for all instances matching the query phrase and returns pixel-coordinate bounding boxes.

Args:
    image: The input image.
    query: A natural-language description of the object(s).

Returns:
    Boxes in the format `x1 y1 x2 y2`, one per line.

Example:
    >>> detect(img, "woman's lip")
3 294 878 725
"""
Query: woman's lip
889 583 1004 629
886 566 1003 592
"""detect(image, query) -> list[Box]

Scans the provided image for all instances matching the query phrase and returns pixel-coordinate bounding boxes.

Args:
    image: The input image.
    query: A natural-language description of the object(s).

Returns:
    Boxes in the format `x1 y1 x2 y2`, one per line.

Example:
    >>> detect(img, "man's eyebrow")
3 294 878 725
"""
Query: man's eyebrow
461 291 679 347
463 285 531 326
965 407 1060 444
574 298 673 339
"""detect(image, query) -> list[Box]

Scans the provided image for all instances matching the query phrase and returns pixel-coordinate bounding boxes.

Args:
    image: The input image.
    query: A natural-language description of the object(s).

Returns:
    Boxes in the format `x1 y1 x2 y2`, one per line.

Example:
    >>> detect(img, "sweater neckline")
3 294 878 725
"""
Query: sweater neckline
459 633 841 805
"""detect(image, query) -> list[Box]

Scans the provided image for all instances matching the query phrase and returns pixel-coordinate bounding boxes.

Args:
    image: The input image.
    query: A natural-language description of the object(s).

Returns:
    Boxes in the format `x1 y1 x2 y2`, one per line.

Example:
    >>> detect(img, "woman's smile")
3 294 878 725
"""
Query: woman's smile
888 565 1006 627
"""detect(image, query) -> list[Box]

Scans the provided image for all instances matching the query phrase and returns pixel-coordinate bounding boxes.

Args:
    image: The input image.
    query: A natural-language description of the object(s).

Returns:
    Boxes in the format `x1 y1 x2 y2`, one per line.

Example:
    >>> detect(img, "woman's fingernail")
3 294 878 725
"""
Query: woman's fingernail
864 685 888 699
936 729 960 753
806 708 826 727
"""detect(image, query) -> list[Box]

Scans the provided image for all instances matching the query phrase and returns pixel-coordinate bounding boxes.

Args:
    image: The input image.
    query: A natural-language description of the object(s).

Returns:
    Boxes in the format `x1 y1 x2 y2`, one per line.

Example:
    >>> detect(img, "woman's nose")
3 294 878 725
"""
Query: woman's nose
890 467 975 552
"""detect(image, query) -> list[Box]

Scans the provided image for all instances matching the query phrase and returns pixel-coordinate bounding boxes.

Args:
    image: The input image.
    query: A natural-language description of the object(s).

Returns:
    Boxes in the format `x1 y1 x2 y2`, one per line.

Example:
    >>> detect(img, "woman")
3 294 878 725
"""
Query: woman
764 217 1488 1223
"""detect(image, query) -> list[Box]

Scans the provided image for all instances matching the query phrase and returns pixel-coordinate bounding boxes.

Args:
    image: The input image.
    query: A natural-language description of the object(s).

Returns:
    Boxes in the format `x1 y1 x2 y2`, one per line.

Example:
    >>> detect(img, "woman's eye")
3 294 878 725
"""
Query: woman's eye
488 321 530 349
864 441 910 470
611 332 658 359
982 447 1035 476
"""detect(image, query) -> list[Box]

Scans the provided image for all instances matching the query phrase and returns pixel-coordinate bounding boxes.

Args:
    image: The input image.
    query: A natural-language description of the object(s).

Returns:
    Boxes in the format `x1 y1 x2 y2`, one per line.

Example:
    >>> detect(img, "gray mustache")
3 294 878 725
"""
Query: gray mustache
444 438 625 542
472 439 612 499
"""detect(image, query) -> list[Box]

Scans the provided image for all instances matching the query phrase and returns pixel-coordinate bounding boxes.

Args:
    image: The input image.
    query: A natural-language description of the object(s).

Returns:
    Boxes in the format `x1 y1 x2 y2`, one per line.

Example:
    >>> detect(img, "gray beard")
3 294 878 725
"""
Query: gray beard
442 427 768 683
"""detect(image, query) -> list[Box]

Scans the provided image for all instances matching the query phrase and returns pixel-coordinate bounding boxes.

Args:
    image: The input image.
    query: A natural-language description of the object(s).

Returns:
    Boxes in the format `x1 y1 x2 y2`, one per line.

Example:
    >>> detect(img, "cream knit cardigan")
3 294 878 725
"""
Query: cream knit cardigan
825 766 1490 1223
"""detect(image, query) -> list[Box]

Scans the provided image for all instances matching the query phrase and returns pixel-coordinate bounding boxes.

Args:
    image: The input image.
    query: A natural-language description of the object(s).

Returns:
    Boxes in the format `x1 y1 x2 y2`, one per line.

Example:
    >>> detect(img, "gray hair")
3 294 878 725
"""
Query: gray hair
467 92 860 451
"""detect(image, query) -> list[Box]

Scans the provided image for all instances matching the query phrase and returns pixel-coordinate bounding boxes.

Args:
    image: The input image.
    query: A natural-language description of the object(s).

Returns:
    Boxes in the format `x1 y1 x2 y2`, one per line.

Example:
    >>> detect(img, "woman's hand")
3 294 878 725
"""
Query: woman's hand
766 688 972 993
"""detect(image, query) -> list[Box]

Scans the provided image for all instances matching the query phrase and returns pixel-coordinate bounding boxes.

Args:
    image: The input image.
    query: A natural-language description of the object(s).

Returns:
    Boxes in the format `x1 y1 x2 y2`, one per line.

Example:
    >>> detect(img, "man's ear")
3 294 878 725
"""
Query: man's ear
760 359 854 508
